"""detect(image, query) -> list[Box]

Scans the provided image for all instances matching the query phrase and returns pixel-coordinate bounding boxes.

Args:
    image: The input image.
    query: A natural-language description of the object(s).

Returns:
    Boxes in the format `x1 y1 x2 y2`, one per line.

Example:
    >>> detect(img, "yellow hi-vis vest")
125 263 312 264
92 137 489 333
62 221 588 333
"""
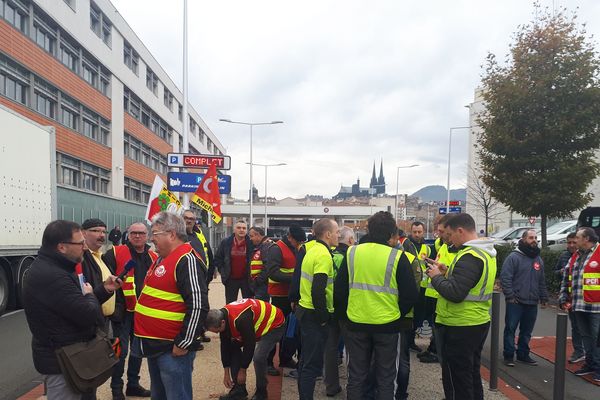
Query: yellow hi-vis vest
414 243 432 288
435 246 496 326
347 243 416 323
299 241 334 313
425 242 454 299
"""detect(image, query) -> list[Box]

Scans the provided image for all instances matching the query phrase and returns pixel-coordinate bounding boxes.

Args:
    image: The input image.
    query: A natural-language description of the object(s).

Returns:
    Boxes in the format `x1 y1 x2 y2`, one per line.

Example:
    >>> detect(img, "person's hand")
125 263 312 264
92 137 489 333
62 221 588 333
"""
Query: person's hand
103 275 122 293
172 345 188 357
425 262 443 278
506 298 518 304
236 368 247 385
82 282 93 295
223 368 233 389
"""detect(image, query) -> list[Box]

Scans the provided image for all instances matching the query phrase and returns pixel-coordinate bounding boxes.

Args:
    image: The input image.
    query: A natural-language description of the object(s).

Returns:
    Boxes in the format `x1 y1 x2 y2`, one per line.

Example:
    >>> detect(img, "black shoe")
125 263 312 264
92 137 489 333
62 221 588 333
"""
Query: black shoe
200 333 211 343
279 359 298 369
250 388 268 400
409 343 422 352
267 366 280 376
419 352 439 363
111 391 125 400
574 365 595 376
219 384 248 400
417 350 430 359
326 386 342 397
125 385 151 397
198 342 204 351
516 355 538 366
503 358 515 367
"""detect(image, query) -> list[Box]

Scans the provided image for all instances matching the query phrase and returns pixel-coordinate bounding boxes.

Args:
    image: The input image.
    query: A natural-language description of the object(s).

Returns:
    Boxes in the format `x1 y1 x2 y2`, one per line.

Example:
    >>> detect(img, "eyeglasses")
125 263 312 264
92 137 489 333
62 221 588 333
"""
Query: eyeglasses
183 217 196 221
62 240 86 246
129 231 148 236
87 229 107 234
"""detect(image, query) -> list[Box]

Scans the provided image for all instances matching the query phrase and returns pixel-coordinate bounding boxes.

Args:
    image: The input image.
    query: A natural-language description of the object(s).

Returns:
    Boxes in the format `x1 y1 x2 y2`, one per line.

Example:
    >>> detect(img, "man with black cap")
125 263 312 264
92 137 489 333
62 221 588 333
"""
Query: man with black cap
264 224 306 374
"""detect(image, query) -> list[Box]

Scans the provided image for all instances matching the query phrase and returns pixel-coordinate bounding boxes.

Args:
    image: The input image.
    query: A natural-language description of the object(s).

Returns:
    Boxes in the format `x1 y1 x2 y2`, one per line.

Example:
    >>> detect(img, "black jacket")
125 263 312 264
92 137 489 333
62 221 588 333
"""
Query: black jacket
23 249 104 374
137 248 209 356
334 242 419 333
214 234 252 283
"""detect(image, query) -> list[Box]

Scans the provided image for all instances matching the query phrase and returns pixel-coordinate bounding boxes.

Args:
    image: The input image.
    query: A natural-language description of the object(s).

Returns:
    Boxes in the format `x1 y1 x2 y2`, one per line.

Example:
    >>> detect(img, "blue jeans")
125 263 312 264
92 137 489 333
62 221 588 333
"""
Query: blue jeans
147 351 195 400
111 312 142 391
503 302 538 359
573 312 600 371
395 332 410 400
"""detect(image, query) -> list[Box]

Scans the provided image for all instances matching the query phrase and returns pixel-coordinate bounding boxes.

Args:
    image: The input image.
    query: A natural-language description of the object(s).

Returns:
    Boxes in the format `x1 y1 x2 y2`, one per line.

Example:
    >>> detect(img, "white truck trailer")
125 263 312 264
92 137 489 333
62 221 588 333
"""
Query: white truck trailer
0 104 56 314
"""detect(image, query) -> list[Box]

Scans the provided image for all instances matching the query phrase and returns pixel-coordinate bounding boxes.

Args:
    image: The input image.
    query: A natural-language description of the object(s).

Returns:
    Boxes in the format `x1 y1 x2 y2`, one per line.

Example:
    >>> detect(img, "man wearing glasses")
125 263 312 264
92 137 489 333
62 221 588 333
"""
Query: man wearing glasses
103 223 155 400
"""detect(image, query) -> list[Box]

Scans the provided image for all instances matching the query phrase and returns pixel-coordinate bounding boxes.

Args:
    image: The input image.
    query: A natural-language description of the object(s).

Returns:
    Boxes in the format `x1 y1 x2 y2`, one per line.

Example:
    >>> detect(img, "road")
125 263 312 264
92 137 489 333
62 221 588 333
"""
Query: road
481 294 600 400
0 310 42 400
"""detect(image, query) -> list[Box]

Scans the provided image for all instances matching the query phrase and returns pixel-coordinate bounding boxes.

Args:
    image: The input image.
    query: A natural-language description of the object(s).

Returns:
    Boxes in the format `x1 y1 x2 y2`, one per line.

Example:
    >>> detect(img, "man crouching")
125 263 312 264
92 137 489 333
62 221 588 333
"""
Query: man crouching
206 299 285 400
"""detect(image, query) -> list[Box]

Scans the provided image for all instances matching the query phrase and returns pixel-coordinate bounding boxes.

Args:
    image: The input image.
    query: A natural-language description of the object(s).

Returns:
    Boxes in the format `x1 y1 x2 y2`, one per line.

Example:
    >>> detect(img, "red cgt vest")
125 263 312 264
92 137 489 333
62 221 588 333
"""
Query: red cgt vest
225 298 284 342
113 245 158 312
268 240 296 297
567 244 600 304
134 243 196 341
250 245 266 280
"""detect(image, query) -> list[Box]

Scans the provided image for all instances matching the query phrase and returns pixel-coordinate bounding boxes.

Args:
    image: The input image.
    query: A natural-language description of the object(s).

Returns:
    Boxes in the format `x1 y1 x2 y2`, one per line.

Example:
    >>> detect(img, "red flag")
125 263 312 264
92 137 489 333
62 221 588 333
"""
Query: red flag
191 163 222 224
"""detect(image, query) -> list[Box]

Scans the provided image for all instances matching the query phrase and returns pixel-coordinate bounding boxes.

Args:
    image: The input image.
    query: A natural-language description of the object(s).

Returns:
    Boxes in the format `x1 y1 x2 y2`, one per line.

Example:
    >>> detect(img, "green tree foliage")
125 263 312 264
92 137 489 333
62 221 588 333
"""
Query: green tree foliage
477 6 600 246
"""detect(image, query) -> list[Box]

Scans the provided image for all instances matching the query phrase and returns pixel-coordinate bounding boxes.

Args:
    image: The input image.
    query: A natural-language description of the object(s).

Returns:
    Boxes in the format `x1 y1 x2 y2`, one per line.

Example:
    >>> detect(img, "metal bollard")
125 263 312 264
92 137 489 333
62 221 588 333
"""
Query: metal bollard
553 312 568 400
489 291 500 391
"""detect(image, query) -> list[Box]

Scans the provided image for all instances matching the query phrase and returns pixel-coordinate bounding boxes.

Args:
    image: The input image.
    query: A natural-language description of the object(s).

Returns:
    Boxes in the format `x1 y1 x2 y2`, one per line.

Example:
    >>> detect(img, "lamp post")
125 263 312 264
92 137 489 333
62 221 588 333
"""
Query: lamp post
246 162 286 230
395 164 419 222
219 119 283 226
446 126 470 214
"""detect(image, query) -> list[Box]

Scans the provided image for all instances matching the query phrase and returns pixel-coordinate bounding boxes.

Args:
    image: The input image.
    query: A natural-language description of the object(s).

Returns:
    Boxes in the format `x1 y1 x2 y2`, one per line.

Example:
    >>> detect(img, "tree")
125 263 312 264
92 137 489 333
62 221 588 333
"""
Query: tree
467 166 502 236
477 5 600 247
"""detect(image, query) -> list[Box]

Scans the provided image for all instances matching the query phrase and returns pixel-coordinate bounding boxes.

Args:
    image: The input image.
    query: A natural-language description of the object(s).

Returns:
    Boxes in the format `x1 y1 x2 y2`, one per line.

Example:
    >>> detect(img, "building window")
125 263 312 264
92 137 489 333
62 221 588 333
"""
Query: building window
100 69 110 96
90 1 111 47
164 88 173 111
123 41 139 75
178 103 182 121
82 62 97 86
35 92 55 118
198 128 205 143
33 20 56 54
189 118 196 137
124 177 151 204
0 73 27 104
58 153 109 194
90 3 100 36
124 87 172 144
60 40 78 73
2 0 28 33
61 107 77 130
146 67 158 95
101 19 111 46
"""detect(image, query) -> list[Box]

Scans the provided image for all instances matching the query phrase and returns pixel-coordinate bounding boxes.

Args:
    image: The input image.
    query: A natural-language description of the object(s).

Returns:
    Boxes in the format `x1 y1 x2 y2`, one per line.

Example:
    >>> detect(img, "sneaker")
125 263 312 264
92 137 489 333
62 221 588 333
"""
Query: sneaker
284 369 298 379
197 342 204 351
516 355 538 366
267 366 280 376
593 372 600 382
417 350 430 359
326 386 342 397
503 358 515 367
574 366 595 376
409 343 422 352
219 383 248 400
568 353 585 364
125 385 151 397
419 352 439 363
111 391 125 400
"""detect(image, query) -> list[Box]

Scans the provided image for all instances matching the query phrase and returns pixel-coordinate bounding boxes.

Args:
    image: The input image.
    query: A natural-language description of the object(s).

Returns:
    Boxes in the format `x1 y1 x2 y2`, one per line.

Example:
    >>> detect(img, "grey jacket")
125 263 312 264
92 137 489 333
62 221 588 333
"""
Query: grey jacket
501 249 549 305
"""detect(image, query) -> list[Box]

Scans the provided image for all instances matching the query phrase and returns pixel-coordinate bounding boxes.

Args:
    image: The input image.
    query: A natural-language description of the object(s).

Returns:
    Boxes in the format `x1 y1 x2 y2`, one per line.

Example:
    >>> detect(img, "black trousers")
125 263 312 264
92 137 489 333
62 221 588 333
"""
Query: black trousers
225 278 253 303
437 322 490 400
268 296 297 366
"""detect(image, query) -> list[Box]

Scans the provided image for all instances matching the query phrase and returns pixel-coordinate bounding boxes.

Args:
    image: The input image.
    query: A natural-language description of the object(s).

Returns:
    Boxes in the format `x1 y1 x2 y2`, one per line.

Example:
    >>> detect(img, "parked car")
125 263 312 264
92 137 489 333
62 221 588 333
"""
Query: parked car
541 220 578 249
577 207 600 237
490 226 533 246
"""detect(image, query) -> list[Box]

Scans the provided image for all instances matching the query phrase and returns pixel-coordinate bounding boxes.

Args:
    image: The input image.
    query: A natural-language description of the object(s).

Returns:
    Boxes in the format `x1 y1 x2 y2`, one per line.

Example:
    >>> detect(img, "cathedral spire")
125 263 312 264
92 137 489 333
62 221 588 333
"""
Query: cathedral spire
377 159 386 194
369 161 377 189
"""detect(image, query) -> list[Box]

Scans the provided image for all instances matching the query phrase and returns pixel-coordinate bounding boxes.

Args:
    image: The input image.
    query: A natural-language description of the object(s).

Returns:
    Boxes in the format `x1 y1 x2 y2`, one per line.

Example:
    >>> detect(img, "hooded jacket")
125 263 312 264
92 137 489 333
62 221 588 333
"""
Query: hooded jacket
501 246 549 305
431 238 497 304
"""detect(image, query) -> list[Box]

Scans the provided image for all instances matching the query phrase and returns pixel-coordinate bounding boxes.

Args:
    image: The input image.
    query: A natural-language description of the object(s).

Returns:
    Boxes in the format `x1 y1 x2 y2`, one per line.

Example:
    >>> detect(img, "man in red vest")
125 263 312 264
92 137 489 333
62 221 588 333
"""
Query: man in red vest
205 298 285 400
248 226 273 301
134 212 209 400
103 222 156 400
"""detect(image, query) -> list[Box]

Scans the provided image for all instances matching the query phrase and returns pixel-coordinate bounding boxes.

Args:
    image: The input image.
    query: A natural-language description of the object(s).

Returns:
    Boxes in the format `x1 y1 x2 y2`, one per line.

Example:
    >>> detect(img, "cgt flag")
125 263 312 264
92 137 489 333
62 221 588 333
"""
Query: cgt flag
145 175 184 223
191 163 222 224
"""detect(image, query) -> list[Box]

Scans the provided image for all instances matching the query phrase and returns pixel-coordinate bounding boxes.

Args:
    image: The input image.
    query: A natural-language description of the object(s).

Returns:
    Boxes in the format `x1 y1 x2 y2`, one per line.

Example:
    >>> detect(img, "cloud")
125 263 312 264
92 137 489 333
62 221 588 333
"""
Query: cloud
111 0 600 199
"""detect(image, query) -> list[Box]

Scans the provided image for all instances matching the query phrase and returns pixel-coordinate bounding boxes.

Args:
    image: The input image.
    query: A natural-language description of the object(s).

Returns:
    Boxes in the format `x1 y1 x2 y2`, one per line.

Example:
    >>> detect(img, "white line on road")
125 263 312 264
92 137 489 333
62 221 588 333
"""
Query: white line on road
0 309 23 318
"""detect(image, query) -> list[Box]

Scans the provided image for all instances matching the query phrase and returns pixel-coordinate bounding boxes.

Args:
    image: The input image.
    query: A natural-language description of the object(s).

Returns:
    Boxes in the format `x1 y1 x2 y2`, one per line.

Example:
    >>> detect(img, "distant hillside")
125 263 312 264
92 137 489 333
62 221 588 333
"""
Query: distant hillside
411 185 466 203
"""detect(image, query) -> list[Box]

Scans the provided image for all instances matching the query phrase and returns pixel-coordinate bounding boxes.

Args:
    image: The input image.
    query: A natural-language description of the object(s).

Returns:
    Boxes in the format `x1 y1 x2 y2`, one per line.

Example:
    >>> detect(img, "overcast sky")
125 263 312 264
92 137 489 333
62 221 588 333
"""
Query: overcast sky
111 0 600 200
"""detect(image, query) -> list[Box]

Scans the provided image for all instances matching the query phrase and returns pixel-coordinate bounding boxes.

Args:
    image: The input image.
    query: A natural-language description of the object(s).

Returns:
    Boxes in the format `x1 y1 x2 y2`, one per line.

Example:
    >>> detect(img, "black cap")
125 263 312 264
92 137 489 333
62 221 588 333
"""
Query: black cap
289 224 306 242
81 218 107 230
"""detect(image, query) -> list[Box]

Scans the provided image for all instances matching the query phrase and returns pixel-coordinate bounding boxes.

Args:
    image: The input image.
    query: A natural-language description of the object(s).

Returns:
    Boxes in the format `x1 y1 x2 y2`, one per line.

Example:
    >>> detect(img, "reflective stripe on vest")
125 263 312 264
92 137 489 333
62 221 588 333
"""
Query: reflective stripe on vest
347 243 416 323
250 248 264 278
568 244 600 303
298 241 334 312
134 243 193 341
416 243 431 288
435 245 496 326
195 230 210 267
268 240 296 297
114 245 158 312
225 299 285 342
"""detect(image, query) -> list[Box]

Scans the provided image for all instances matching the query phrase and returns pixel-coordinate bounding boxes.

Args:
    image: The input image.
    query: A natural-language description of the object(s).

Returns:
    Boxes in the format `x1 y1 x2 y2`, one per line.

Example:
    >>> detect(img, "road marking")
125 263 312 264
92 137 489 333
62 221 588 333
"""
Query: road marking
0 309 23 318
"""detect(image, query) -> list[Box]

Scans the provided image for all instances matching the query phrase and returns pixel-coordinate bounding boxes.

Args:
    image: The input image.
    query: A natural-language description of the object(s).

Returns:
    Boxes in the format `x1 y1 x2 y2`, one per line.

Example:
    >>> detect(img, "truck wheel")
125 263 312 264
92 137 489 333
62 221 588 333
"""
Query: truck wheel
17 257 34 308
0 268 8 315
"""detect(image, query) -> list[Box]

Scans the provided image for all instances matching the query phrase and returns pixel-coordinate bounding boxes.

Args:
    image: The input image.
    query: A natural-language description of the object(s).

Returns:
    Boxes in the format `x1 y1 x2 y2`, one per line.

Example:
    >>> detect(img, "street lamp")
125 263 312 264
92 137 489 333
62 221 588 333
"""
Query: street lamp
246 162 286 230
395 164 419 222
219 119 283 226
446 126 471 213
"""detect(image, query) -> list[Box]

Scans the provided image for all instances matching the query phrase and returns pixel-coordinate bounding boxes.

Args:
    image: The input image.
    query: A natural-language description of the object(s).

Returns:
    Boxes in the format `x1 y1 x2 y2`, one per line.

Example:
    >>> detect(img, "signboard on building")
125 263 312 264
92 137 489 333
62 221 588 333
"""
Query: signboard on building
167 153 231 170
438 206 462 215
167 172 231 194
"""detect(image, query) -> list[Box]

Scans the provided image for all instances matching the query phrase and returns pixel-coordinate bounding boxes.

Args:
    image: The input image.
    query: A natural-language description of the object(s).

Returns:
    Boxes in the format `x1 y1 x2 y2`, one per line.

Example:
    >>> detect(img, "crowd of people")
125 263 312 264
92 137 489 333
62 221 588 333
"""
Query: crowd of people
20 208 600 400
